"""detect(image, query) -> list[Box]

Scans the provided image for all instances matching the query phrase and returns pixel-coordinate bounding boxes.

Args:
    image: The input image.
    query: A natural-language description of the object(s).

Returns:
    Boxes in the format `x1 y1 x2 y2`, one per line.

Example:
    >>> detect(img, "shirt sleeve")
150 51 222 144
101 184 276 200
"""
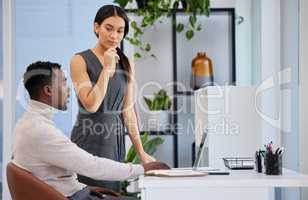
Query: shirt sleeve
32 124 144 181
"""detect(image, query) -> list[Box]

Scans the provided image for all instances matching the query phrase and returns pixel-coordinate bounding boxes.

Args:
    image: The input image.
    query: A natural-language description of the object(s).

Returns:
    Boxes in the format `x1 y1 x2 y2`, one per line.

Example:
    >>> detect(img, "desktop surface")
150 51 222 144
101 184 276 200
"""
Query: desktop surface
140 168 308 188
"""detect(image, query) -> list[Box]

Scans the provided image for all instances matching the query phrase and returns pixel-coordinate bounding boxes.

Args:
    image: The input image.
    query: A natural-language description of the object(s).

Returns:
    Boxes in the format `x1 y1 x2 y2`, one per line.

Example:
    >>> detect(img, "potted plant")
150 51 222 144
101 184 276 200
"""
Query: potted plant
143 89 172 131
114 0 210 59
121 132 164 196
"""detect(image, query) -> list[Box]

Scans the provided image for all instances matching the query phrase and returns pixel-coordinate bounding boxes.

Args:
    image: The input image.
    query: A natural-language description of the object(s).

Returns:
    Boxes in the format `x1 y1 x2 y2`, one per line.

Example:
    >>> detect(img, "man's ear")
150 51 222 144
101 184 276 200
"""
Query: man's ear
42 85 52 96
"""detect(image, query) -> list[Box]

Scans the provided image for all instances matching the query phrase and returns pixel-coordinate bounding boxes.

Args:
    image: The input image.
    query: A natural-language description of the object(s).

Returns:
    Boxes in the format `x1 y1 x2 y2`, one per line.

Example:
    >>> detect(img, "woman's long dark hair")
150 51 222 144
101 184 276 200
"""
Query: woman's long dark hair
94 5 131 81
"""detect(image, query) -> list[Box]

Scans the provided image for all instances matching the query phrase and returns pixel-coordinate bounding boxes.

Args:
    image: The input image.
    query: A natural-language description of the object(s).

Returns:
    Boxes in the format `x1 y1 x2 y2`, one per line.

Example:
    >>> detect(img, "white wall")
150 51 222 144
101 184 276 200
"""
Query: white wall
2 0 15 199
212 0 255 86
299 0 308 199
210 0 236 8
235 0 252 85
259 0 281 145
251 0 261 84
0 0 3 184
281 0 300 199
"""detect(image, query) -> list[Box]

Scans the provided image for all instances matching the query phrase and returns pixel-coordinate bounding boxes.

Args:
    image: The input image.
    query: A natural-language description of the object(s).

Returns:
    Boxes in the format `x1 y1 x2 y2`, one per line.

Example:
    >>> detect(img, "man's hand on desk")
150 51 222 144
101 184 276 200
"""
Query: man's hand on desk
89 186 120 198
143 161 170 172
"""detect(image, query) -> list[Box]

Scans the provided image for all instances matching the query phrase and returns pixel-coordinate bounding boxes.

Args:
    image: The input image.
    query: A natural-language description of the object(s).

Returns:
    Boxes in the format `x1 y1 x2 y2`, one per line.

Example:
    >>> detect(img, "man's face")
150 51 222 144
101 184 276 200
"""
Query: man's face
50 69 70 111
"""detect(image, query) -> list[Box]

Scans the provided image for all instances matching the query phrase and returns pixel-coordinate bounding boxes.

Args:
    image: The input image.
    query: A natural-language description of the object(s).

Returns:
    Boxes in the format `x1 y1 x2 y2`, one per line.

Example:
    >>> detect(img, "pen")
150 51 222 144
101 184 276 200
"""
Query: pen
275 147 280 155
278 147 284 155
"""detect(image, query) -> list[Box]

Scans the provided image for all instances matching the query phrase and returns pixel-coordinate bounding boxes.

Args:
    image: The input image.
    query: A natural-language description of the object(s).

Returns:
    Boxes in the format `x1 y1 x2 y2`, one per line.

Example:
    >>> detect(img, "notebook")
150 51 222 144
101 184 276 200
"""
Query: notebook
145 169 208 177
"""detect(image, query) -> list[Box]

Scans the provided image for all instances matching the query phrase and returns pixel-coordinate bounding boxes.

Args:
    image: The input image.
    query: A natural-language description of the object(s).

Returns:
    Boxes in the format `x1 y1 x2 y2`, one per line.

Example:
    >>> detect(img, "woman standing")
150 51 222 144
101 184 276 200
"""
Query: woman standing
70 5 155 191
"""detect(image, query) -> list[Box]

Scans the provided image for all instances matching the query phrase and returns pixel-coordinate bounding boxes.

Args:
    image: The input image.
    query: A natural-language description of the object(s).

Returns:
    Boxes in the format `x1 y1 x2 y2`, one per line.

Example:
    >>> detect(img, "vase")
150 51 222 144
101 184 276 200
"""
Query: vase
190 52 214 90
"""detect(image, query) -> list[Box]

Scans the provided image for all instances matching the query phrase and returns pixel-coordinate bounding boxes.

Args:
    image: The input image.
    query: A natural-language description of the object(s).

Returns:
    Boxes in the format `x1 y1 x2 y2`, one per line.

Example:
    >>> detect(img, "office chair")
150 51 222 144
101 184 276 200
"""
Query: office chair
6 162 68 200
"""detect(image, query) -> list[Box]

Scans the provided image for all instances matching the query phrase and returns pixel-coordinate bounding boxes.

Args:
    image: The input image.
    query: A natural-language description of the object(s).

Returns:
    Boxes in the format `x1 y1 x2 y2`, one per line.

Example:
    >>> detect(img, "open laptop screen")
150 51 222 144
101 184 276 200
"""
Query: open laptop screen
193 130 208 170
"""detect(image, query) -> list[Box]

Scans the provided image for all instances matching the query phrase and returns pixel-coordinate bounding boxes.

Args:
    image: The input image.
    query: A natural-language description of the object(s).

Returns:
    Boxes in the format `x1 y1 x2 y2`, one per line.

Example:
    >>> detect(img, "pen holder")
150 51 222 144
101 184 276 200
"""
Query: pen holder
264 153 282 175
255 153 263 173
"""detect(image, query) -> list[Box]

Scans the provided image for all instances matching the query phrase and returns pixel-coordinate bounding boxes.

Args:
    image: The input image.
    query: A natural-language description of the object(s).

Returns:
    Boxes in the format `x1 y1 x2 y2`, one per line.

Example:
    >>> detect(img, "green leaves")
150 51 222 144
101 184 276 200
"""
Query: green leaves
189 15 197 28
202 0 210 16
126 37 141 46
176 23 184 32
175 0 210 41
125 133 164 164
126 133 149 163
122 132 161 196
131 21 143 37
145 43 151 51
126 144 138 163
114 0 130 8
122 131 164 194
143 89 172 111
134 52 142 59
143 137 164 156
173 0 179 9
131 21 138 29
197 24 202 31
144 97 154 110
186 30 194 40
114 0 211 59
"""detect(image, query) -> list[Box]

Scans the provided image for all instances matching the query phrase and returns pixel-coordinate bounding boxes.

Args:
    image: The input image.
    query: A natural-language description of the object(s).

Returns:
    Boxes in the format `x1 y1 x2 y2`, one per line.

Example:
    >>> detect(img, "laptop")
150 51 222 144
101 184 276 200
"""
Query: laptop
146 130 229 177
193 130 208 170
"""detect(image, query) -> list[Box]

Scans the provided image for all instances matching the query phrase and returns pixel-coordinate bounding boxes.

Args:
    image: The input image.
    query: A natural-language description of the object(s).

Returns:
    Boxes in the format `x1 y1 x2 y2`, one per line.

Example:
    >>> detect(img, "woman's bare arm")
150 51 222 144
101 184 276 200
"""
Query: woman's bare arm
70 54 110 113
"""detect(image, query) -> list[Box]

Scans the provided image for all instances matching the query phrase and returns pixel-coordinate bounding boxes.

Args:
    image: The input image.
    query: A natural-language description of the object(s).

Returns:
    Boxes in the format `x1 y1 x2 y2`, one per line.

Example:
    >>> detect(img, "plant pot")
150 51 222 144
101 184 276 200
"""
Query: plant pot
126 179 140 193
144 111 170 131
181 0 187 9
136 0 148 8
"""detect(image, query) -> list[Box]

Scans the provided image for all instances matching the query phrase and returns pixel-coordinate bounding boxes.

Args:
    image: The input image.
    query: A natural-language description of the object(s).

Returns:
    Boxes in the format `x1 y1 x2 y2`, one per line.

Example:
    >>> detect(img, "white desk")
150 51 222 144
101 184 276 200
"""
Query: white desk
138 169 308 200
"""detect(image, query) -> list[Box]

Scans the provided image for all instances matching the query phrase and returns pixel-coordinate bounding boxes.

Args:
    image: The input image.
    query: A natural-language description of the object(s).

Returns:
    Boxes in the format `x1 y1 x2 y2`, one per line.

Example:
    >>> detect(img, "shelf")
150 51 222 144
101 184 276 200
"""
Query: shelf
125 130 176 135
140 131 176 135
123 8 236 168
125 8 235 14
175 91 195 96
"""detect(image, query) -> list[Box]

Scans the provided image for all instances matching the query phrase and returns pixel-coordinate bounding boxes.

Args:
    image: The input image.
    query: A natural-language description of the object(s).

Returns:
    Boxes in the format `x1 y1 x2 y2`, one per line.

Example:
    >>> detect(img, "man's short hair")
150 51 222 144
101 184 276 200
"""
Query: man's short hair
23 61 61 99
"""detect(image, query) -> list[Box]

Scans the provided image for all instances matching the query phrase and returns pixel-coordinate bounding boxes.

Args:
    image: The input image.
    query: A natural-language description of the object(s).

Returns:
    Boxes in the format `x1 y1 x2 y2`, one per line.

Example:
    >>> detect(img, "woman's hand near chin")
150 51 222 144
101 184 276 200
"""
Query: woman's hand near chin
102 48 119 78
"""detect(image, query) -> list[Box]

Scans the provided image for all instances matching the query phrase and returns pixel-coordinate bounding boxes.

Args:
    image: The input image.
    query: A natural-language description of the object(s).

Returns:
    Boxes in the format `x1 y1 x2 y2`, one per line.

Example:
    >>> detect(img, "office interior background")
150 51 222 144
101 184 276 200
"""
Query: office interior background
1 0 308 199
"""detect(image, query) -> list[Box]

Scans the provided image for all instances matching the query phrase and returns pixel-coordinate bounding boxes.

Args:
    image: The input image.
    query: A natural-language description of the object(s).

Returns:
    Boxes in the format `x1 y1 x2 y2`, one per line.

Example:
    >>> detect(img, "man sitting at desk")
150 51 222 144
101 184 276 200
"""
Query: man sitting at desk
12 61 169 200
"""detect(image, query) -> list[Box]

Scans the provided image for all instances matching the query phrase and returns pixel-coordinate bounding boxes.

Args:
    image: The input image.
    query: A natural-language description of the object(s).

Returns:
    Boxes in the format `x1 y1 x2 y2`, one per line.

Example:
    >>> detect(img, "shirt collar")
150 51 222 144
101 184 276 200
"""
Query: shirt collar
27 100 57 120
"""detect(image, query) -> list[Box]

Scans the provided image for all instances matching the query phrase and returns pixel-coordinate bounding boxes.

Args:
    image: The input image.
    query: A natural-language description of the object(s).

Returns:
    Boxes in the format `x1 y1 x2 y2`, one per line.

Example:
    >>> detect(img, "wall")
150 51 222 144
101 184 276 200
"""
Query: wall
251 0 261 84
280 0 300 199
299 0 308 199
259 0 281 145
235 0 252 85
0 0 2 193
2 0 15 199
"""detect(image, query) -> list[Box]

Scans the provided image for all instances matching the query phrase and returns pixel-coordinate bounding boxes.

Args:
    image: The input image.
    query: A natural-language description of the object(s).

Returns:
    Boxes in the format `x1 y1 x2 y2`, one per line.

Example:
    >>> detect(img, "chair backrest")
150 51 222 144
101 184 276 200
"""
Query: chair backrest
6 162 68 200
